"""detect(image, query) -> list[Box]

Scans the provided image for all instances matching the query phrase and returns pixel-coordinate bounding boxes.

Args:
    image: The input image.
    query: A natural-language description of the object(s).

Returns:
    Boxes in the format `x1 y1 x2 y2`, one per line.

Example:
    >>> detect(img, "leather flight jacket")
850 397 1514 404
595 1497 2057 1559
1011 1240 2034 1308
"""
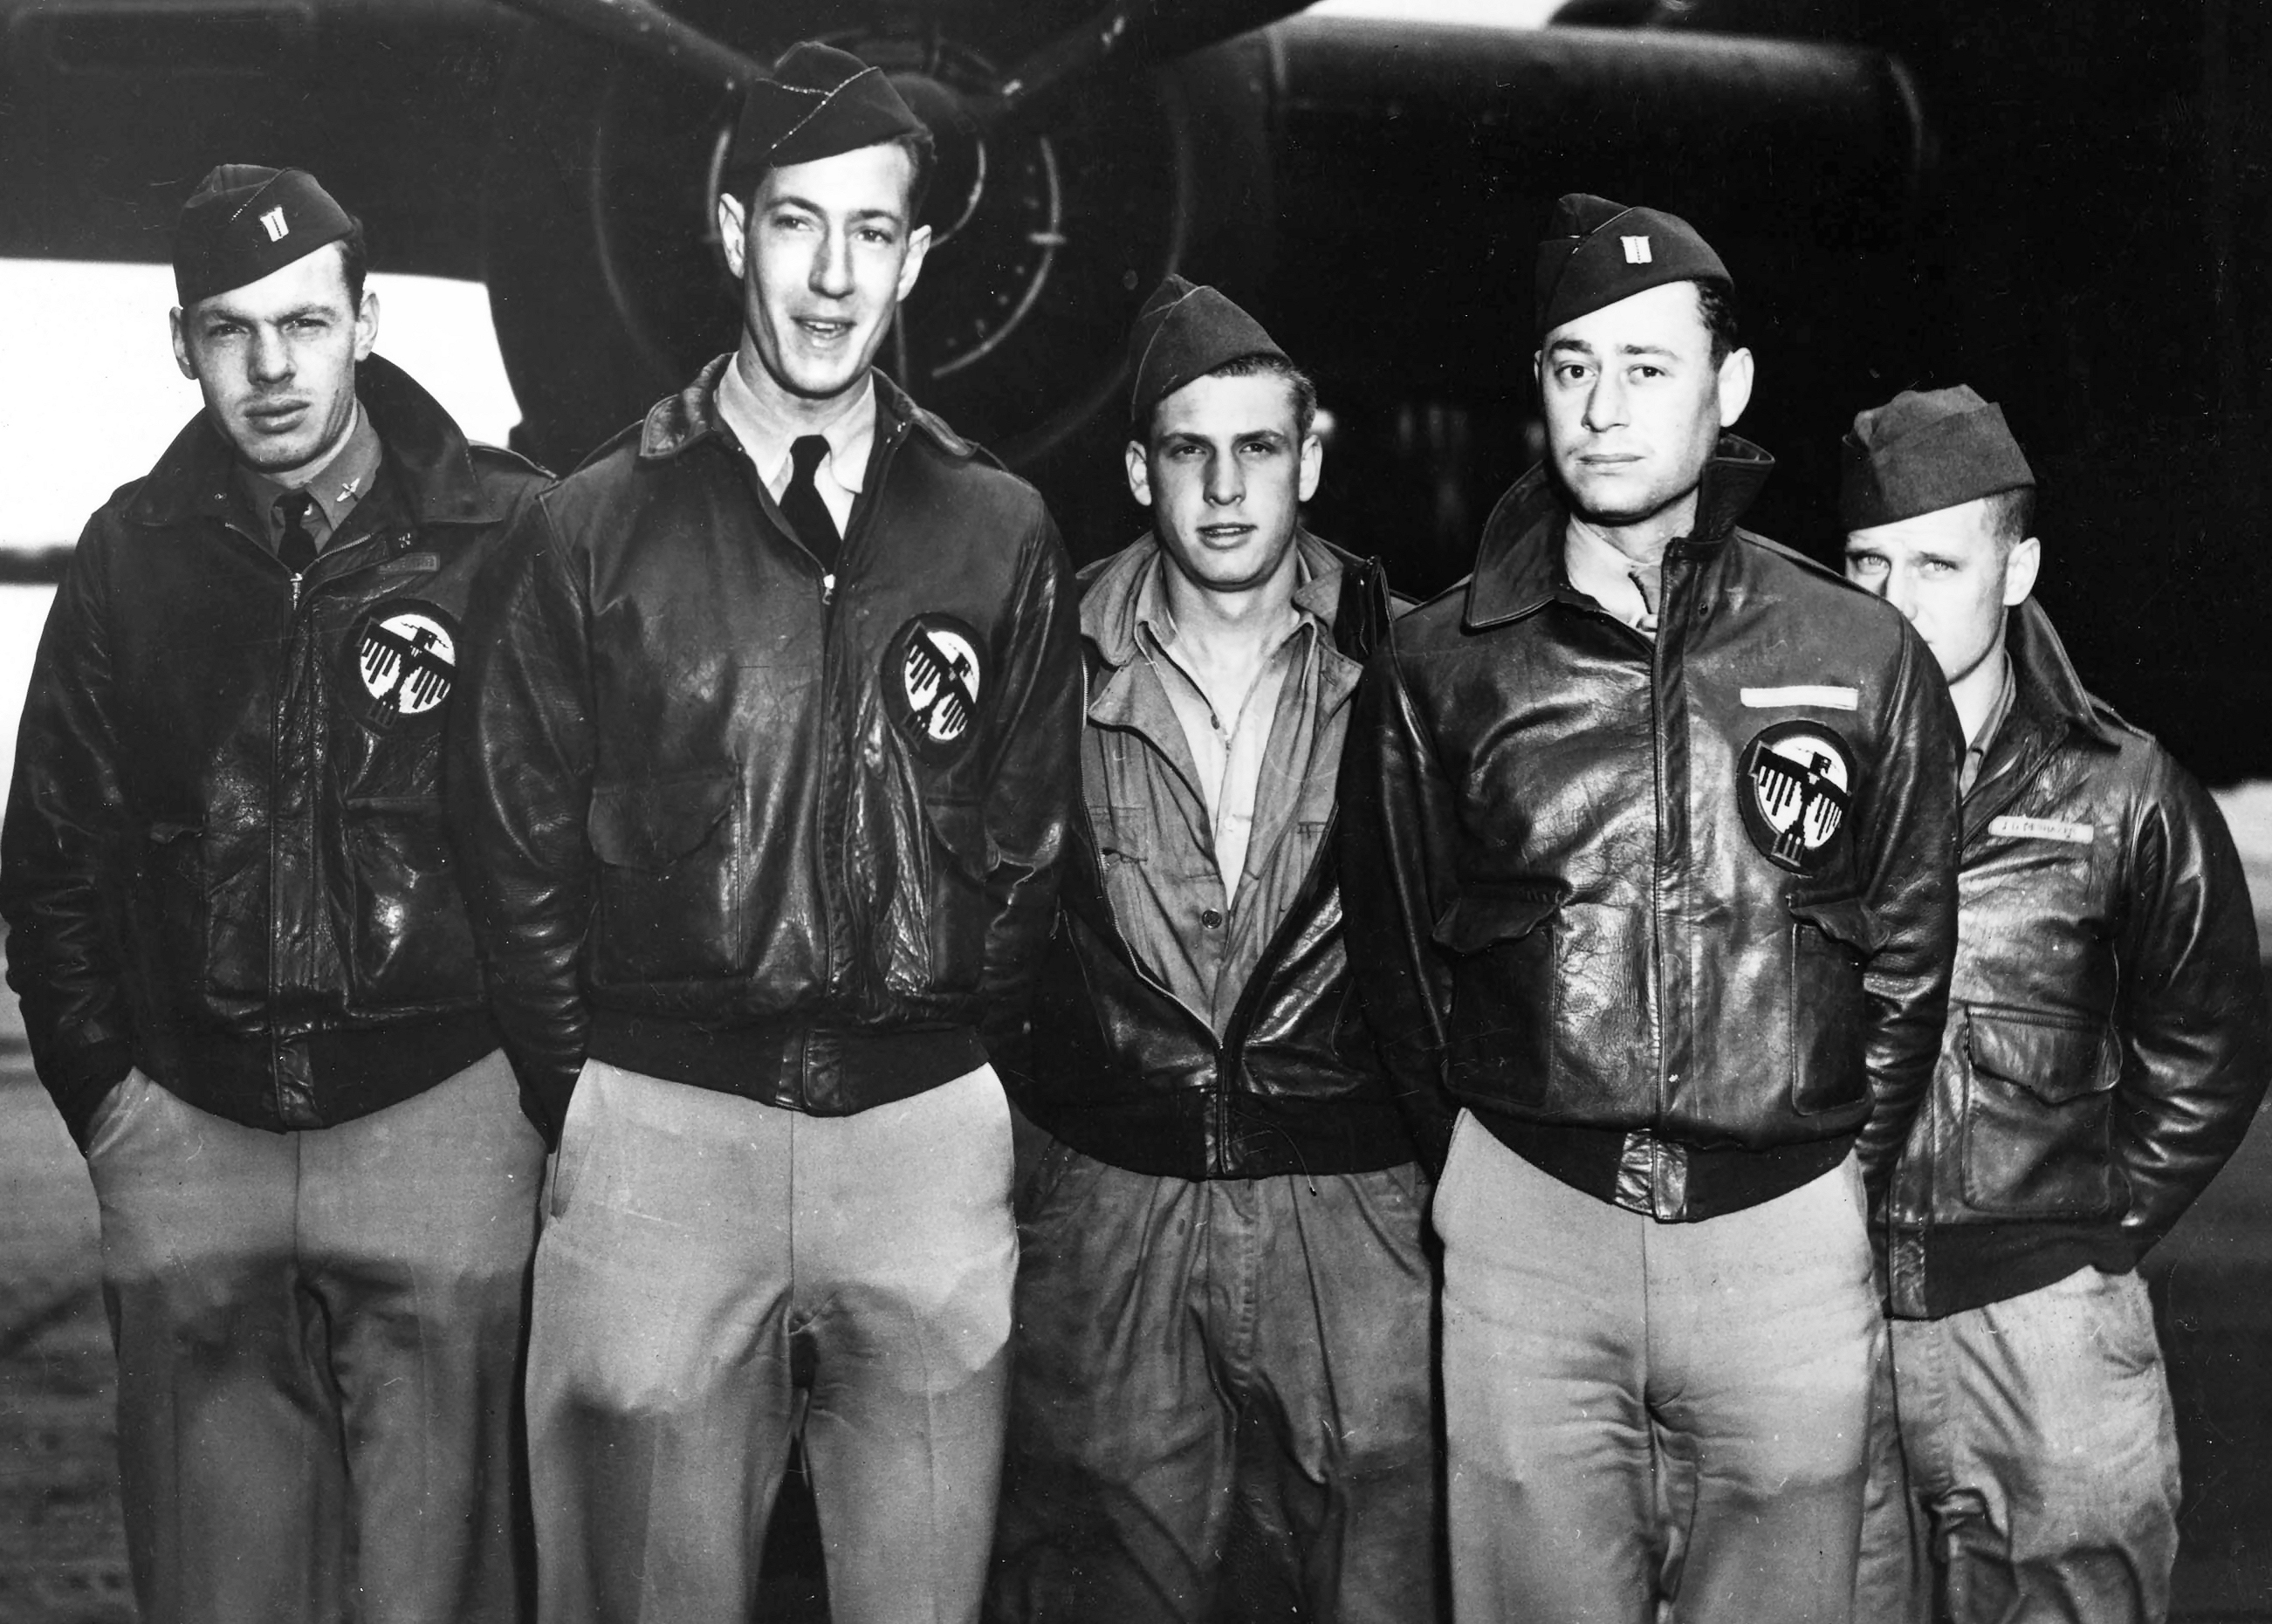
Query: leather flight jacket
452 358 1080 1141
0 356 548 1143
1878 600 2269 1319
1342 437 1963 1218
1014 534 1418 1181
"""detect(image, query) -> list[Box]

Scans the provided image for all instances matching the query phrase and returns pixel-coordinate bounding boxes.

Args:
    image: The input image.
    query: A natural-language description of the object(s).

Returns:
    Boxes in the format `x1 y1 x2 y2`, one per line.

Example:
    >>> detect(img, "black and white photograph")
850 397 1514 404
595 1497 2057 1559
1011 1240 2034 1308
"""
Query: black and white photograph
1 1 2269 1620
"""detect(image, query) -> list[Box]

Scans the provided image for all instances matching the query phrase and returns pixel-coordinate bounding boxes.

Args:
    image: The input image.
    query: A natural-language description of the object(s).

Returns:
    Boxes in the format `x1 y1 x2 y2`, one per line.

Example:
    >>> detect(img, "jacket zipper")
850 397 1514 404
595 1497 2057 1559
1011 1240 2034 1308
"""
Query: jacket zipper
798 419 906 1098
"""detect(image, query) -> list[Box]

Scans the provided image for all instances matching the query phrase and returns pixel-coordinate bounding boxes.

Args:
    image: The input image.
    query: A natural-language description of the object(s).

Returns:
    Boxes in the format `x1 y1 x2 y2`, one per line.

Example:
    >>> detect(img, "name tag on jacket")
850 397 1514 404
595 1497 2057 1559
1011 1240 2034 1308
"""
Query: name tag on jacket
1740 685 1858 710
1987 814 2095 845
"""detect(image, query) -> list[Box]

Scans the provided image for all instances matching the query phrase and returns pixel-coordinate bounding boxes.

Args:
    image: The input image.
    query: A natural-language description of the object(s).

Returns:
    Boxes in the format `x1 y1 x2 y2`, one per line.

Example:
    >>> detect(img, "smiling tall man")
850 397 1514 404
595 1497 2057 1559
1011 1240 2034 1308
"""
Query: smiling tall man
986 278 1441 1621
0 165 550 1624
1342 194 1964 1622
450 42 1079 1624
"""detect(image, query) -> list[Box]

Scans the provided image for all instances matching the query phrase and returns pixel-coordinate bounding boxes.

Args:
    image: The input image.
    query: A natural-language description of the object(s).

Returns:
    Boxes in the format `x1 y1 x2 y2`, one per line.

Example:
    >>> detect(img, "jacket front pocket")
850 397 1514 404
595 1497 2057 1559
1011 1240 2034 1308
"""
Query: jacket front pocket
1432 887 1559 1108
917 798 994 997
1960 1007 2122 1217
1789 899 1876 1116
342 799 481 1009
586 770 743 984
141 820 218 1007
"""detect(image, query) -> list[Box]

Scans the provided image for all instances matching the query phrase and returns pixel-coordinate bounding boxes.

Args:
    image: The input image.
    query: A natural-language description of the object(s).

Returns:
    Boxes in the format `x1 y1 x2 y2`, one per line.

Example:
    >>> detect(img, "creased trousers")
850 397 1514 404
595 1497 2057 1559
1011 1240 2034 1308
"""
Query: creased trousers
527 1059 1016 1624
86 1049 544 1624
1435 1109 1879 1624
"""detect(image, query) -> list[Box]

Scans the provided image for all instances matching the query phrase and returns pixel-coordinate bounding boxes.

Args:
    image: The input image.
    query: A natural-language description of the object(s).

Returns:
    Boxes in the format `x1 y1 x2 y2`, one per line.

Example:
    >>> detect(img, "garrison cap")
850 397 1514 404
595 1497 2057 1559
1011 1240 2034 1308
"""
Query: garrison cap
720 41 929 202
174 165 355 307
1841 385 2035 531
1126 274 1290 428
1534 192 1730 339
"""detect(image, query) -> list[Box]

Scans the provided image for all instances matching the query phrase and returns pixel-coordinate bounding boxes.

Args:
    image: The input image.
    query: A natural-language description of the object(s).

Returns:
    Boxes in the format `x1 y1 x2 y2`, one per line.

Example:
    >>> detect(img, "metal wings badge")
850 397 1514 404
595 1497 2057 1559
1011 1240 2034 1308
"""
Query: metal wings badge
884 613 985 761
1739 720 1857 873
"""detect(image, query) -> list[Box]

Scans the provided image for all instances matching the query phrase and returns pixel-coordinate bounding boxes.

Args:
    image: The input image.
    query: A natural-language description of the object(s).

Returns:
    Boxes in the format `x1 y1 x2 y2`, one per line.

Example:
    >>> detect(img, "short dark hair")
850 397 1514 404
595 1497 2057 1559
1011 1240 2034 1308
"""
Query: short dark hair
1980 486 2035 548
337 215 367 308
1143 352 1318 443
1695 279 1739 367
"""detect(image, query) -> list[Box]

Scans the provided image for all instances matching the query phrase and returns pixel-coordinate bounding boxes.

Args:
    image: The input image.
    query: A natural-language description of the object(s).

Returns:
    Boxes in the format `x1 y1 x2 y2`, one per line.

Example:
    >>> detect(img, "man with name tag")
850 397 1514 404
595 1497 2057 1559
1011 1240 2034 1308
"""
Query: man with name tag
0 164 550 1622
1341 193 1963 1622
1843 386 2269 1624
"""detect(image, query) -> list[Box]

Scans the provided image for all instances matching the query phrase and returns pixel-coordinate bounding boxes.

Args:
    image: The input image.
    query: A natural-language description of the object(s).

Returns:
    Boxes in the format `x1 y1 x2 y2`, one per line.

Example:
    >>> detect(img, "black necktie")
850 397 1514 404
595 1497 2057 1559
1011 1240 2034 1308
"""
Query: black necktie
276 489 318 575
781 435 840 569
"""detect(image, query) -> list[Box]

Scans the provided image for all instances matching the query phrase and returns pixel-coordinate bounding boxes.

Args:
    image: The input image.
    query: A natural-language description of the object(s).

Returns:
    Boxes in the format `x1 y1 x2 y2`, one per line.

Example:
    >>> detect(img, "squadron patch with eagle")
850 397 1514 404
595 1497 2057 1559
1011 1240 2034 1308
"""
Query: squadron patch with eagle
340 600 459 730
1739 720 1857 874
884 613 985 761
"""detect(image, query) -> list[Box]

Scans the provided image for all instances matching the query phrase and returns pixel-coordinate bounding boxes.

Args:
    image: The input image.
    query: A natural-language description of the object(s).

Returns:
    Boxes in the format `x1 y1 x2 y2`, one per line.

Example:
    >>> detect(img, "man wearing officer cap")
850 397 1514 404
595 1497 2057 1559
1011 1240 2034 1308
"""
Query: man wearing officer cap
1 164 550 1621
1841 387 2267 1623
986 277 1441 1620
1342 194 1962 1620
452 39 1079 1623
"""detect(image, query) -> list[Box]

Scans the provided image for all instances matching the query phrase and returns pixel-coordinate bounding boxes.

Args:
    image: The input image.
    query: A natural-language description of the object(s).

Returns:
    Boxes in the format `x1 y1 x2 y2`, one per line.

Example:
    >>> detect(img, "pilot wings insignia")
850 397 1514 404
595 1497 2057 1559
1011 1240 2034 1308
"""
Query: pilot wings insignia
885 613 986 760
1739 721 1857 873
345 602 459 725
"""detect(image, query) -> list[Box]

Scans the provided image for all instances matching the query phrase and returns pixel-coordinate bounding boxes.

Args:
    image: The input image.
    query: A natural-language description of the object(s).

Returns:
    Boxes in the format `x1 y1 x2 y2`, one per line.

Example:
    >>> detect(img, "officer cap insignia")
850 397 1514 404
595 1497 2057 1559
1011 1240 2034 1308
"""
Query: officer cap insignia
1840 385 2035 531
1125 274 1291 430
1534 192 1730 339
175 165 356 308
341 600 459 730
1740 721 1857 874
718 41 930 204
885 613 985 759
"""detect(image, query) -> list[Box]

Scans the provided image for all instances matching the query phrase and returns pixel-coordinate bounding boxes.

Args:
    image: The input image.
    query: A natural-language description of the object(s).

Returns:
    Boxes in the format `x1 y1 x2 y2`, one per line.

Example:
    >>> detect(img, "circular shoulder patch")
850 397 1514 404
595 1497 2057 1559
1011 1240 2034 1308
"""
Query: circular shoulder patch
341 600 460 728
1740 720 1857 874
884 613 985 760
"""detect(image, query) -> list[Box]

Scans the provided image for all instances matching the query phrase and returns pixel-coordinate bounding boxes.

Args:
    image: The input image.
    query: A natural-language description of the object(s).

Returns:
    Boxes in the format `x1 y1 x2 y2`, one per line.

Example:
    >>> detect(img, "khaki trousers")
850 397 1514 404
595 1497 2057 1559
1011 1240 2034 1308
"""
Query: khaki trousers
1435 1110 1880 1624
527 1059 1017 1624
1856 1266 2181 1624
86 1050 544 1624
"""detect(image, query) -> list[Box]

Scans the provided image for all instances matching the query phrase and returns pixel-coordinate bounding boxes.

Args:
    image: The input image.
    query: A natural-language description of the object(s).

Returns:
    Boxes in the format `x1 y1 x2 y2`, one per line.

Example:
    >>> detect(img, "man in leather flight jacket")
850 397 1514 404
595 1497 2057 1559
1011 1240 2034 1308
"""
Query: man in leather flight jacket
1843 387 2269 1624
1341 195 1962 1622
0 167 549 1623
987 279 1441 1622
451 45 1079 1623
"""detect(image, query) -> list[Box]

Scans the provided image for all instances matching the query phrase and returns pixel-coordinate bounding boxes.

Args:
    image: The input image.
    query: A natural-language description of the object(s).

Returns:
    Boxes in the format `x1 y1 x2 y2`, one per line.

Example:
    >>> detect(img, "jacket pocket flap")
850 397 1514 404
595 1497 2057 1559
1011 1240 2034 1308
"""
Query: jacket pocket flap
1967 1009 2119 1105
1431 888 1559 955
1790 898 1885 954
927 798 997 873
587 771 735 871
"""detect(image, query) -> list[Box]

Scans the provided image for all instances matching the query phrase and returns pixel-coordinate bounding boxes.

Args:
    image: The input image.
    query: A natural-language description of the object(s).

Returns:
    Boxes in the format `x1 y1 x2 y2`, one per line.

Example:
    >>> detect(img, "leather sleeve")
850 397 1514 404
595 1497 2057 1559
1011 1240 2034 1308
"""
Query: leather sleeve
2111 751 2269 1257
449 495 595 1143
0 522 138 1148
1850 621 1964 1194
1337 628 1461 1172
971 508 1081 1080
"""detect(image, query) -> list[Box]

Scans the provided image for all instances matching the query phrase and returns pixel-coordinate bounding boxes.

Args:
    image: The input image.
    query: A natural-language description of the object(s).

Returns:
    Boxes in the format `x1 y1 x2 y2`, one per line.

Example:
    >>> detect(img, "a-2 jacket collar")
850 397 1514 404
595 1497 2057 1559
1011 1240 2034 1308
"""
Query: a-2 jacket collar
1946 599 2123 845
638 353 978 466
124 353 510 532
1463 433 1775 630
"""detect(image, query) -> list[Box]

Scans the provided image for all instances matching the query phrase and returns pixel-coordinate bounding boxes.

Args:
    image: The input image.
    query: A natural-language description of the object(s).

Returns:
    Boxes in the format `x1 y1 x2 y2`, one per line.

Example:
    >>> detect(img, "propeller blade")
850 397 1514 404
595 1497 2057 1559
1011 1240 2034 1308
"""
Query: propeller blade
484 0 767 92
